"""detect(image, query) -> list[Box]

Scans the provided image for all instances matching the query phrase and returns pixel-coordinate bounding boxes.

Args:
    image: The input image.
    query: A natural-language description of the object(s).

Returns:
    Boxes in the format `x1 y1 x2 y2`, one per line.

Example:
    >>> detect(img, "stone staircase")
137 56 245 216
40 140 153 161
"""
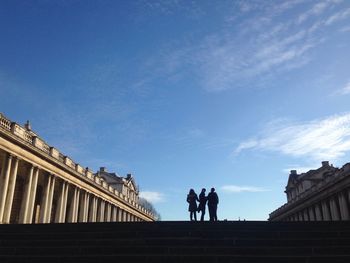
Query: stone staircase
0 221 350 262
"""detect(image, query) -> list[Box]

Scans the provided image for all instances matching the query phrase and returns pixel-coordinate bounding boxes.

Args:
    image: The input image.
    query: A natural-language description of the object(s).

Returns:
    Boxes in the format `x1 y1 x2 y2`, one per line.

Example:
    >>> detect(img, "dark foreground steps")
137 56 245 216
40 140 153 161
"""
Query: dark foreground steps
1 221 350 262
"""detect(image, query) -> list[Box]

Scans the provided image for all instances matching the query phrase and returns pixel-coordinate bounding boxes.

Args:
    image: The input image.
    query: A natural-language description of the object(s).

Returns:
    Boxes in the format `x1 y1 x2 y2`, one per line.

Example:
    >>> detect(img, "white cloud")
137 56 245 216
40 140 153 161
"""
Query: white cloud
297 1 329 24
191 2 342 91
221 185 269 193
335 81 350 95
339 25 350 32
139 191 165 203
136 0 348 92
235 113 350 161
325 7 350 25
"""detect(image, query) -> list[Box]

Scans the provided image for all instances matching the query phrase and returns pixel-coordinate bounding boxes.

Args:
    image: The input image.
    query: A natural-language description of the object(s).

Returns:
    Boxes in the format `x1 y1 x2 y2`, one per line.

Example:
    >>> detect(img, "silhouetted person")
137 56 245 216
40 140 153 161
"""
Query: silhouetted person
198 188 207 221
207 187 219 221
187 189 199 221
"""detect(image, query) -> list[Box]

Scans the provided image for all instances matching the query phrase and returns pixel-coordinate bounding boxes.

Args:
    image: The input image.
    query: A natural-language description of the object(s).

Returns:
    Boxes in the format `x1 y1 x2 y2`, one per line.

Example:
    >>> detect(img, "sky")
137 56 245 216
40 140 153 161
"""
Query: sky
1 0 350 221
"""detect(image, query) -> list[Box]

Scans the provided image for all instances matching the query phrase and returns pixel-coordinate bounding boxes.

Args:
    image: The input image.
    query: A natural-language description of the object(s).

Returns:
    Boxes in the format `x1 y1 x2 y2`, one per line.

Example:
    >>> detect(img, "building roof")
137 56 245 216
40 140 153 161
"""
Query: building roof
96 167 138 192
285 161 338 192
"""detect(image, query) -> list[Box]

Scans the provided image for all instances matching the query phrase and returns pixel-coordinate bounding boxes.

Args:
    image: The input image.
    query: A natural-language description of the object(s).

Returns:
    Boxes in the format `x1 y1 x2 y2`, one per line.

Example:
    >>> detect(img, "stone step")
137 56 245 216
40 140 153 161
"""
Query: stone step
1 237 350 248
0 255 349 263
2 230 349 240
1 221 350 262
1 221 350 232
0 245 349 256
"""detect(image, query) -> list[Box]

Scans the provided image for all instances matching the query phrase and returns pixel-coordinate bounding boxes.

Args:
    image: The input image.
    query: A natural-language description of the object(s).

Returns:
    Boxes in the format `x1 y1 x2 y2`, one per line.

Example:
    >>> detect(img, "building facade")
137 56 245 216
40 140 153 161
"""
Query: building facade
0 113 155 224
269 161 350 221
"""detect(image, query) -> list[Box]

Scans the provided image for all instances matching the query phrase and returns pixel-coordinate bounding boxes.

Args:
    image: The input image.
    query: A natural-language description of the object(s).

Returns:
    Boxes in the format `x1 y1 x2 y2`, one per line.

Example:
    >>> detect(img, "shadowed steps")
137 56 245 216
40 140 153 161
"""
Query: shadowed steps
0 221 350 262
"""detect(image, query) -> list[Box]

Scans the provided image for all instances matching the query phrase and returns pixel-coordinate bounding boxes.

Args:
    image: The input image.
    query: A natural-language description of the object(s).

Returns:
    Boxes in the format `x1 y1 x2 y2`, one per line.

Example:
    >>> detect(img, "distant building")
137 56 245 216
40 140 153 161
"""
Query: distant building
96 168 139 205
0 113 155 224
269 161 350 221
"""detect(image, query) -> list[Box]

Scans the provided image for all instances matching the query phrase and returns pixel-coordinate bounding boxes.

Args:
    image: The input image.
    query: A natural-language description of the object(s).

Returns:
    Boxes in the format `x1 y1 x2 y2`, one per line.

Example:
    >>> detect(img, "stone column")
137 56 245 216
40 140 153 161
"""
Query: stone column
330 197 340 221
308 207 315 221
62 182 69 222
121 209 125 222
322 201 331 221
88 196 97 222
126 211 130 222
119 210 123 222
119 209 124 222
112 206 117 222
105 203 111 222
39 174 53 223
87 195 93 223
55 182 68 223
314 204 322 221
93 197 98 222
116 207 120 222
27 167 39 224
68 186 80 223
84 193 90 222
98 200 105 222
78 191 87 222
46 175 56 223
303 210 309 221
0 154 13 222
298 212 303 221
75 189 80 222
19 165 34 223
3 157 19 223
338 192 350 220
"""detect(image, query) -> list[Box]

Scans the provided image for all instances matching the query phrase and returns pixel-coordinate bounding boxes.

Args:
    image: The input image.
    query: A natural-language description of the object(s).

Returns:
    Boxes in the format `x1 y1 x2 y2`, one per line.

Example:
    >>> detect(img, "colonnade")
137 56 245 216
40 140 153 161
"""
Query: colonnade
0 151 144 224
284 189 350 221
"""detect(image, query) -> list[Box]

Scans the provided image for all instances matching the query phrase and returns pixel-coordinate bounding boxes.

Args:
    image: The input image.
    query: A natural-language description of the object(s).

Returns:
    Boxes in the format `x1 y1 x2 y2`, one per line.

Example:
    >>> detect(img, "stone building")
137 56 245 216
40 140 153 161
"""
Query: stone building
0 113 155 224
269 161 350 221
96 168 139 205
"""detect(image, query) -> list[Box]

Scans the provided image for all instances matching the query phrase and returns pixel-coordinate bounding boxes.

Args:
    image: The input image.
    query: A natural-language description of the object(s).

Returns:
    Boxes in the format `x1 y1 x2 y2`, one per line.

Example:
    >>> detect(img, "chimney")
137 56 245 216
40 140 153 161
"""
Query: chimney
25 120 31 131
290 170 297 175
100 167 107 173
126 173 132 179
322 161 329 167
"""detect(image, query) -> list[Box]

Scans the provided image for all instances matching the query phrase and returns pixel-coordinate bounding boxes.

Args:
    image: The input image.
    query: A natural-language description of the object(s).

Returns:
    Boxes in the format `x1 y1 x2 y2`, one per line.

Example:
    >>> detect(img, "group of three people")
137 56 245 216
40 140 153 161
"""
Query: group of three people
187 188 219 221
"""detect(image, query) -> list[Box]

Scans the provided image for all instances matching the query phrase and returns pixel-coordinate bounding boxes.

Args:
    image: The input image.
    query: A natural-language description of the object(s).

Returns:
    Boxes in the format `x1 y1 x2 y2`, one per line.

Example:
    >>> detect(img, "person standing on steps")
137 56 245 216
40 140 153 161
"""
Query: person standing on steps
207 187 219 222
187 189 199 221
198 188 207 221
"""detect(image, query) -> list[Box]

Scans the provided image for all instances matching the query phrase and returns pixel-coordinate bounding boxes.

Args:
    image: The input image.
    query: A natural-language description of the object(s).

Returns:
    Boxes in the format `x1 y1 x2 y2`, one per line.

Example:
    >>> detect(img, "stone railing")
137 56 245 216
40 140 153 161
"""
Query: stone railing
0 113 154 219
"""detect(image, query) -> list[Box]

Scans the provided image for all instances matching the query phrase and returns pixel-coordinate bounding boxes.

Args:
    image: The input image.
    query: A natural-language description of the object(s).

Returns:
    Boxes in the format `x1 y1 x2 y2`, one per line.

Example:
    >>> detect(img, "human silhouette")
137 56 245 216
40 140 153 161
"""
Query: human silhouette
187 189 199 221
198 188 207 221
207 187 219 221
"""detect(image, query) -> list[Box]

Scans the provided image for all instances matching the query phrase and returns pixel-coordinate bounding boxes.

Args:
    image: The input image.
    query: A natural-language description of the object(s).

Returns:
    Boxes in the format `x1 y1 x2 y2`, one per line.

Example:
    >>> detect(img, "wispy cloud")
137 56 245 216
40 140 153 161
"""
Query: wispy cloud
325 7 350 25
339 25 350 32
140 0 205 18
141 0 347 92
297 0 340 24
139 191 165 203
221 185 269 193
235 113 350 161
195 1 346 92
335 81 350 95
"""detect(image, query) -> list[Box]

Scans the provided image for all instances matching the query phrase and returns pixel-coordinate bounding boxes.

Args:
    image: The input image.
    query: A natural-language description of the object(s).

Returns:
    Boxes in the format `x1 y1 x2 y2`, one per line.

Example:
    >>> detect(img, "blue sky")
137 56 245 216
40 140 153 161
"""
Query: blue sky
1 0 350 220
